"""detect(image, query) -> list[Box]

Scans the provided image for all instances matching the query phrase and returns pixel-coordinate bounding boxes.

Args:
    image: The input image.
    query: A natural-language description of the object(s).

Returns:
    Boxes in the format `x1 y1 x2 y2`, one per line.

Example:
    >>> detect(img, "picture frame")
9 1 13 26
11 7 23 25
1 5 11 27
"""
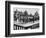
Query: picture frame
5 1 45 37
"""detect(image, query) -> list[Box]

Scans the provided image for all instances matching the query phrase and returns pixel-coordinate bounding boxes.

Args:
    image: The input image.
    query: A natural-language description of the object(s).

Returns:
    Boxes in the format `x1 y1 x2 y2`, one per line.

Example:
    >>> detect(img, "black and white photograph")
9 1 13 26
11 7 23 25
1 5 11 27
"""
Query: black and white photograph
5 1 45 37
13 8 39 30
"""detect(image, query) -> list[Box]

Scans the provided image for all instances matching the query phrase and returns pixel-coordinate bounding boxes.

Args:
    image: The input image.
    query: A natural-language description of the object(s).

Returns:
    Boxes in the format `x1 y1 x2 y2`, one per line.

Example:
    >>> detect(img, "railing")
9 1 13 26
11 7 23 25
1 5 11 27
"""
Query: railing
13 23 39 30
13 24 25 30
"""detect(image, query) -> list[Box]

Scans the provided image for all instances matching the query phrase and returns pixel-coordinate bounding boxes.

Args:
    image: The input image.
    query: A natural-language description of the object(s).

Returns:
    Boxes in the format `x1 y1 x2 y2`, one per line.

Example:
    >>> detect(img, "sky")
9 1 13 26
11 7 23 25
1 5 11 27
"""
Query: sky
14 8 39 15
